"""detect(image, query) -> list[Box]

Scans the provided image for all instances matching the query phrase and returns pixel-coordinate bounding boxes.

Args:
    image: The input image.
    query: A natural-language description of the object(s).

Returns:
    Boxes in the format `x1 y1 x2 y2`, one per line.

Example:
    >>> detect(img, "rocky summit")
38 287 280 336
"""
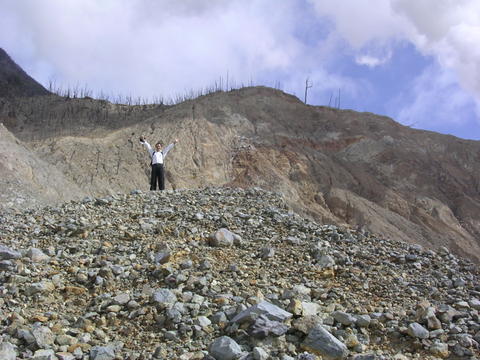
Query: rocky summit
0 187 479 359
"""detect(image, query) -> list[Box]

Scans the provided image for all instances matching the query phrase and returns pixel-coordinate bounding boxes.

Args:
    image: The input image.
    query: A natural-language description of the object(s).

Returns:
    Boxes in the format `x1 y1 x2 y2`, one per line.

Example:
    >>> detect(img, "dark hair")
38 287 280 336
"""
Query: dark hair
155 142 163 146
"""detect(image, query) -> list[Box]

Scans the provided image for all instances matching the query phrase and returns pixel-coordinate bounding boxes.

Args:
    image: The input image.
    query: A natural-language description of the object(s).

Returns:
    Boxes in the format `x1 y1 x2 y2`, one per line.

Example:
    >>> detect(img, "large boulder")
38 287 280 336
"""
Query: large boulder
209 336 243 360
302 325 348 359
209 228 241 247
152 288 177 309
0 245 21 260
0 342 17 360
231 300 292 324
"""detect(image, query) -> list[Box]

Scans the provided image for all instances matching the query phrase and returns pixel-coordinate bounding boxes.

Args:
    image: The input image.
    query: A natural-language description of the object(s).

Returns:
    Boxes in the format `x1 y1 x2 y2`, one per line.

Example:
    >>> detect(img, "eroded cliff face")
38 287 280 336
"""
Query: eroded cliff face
2 87 480 261
0 123 85 209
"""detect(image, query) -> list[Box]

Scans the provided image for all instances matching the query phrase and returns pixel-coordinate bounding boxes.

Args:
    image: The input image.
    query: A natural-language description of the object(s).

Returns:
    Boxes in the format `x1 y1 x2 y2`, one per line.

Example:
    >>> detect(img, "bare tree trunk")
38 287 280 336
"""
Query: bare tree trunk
304 78 313 104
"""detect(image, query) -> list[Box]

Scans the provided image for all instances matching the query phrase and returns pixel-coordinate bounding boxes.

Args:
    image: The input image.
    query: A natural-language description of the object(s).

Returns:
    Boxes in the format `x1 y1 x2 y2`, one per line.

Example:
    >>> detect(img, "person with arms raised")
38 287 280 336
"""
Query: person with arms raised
140 136 178 191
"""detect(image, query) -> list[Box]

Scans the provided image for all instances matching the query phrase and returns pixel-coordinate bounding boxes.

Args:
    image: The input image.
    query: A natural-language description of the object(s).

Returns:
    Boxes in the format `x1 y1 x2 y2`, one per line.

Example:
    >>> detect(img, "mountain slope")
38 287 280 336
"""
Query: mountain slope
0 48 50 98
0 123 85 210
4 87 479 262
1 48 480 262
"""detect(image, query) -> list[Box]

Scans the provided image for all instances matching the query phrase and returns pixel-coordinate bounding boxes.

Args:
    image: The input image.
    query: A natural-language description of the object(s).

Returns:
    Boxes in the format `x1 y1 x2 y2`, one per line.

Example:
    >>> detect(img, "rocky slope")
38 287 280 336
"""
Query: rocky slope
2 48 480 264
3 86 480 263
0 187 479 359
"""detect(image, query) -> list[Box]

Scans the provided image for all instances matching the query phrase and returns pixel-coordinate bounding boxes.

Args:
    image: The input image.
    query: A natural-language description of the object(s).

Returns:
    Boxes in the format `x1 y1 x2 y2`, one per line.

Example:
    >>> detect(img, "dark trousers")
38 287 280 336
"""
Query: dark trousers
150 164 165 190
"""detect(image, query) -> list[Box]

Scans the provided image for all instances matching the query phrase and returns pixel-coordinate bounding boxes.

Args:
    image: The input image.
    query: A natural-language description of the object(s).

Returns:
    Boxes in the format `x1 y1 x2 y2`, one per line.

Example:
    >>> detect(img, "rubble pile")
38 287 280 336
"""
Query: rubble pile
0 187 479 359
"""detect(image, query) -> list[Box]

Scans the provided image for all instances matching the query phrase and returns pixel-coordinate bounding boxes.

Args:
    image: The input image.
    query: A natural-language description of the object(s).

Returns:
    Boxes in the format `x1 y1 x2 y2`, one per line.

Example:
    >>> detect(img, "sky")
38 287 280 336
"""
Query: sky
1 0 480 141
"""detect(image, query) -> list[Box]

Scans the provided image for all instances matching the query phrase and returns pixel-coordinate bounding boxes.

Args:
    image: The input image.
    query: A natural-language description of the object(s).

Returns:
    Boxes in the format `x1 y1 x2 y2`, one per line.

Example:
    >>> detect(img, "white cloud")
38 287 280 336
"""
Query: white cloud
392 64 477 129
0 0 311 100
309 0 480 106
307 0 408 48
392 0 480 102
355 56 382 68
355 50 392 68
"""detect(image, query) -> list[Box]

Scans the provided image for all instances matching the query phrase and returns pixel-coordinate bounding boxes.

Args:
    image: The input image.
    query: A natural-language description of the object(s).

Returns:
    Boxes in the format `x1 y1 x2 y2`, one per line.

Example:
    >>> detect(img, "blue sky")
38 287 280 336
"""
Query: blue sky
1 0 480 140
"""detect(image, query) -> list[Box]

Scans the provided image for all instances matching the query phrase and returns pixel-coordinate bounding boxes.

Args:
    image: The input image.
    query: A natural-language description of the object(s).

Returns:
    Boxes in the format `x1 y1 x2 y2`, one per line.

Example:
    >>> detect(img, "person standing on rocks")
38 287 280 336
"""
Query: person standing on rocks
140 136 178 191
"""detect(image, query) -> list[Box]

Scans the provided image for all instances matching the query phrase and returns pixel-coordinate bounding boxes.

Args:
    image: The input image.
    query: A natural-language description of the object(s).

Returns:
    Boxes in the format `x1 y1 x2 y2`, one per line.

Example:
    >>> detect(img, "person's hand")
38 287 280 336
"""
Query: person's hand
139 135 145 143
174 138 179 144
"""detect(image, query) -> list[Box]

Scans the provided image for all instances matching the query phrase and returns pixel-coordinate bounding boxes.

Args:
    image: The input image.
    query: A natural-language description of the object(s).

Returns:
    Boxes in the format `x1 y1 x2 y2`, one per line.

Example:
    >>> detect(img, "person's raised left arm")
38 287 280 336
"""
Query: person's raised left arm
163 139 178 157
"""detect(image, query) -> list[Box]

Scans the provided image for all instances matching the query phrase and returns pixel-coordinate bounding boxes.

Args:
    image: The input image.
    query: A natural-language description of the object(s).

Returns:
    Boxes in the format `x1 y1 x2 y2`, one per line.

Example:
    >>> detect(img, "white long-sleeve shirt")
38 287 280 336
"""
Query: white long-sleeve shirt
141 141 175 164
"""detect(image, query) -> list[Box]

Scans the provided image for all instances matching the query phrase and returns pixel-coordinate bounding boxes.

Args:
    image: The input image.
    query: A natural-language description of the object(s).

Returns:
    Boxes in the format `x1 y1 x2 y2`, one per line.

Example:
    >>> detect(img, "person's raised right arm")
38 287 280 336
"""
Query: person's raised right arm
140 136 154 155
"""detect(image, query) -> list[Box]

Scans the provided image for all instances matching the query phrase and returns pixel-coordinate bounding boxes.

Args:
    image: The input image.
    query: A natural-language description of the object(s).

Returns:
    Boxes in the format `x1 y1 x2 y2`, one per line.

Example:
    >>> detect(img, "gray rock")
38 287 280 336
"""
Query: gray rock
90 345 116 360
427 315 442 330
18 328 36 345
250 314 289 338
152 288 177 308
195 316 212 328
165 308 182 323
232 233 243 246
260 247 275 259
292 315 324 334
355 315 371 328
164 331 178 341
350 355 377 360
469 298 480 310
56 352 75 360
209 228 235 247
452 343 468 357
181 259 193 269
283 284 311 300
154 251 171 264
301 302 320 316
407 322 429 339
317 255 335 268
32 326 55 348
296 353 317 360
437 305 462 323
302 325 348 359
209 336 243 360
26 281 55 296
474 330 480 343
332 311 356 326
429 329 445 338
32 349 57 360
429 342 449 358
449 325 463 334
27 248 50 262
212 311 228 324
0 245 21 260
456 333 475 348
0 342 17 360
107 304 121 312
253 347 269 360
113 293 130 305
296 354 317 360
455 300 469 309
0 259 15 270
55 334 77 346
199 259 212 270
285 236 301 245
231 300 292 324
